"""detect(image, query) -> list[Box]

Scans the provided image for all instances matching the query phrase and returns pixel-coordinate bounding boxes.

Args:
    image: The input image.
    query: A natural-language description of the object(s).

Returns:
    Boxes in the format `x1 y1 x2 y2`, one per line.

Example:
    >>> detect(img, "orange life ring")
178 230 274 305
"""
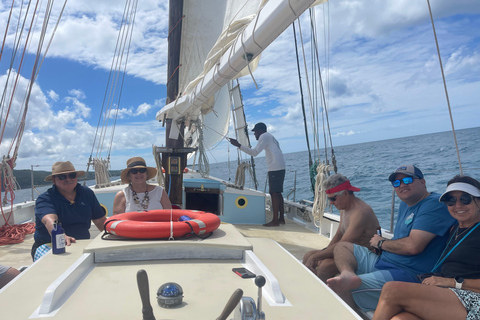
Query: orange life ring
104 209 221 239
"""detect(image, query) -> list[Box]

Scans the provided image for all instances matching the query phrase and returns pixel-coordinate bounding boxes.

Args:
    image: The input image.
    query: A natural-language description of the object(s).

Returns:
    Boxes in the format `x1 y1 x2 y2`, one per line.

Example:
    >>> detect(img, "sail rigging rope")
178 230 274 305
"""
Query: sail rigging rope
86 0 138 185
426 0 463 175
1 0 66 244
308 7 337 173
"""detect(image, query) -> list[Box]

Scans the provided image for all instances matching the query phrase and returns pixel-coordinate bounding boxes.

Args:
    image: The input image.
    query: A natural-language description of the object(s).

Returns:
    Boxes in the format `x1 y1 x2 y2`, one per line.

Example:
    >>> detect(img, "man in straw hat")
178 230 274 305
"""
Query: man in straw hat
113 157 171 214
303 173 379 282
31 161 107 260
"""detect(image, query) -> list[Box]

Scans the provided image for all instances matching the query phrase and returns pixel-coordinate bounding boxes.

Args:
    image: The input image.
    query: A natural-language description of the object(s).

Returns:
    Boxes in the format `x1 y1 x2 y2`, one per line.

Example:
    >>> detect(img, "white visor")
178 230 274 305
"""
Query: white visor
439 182 480 202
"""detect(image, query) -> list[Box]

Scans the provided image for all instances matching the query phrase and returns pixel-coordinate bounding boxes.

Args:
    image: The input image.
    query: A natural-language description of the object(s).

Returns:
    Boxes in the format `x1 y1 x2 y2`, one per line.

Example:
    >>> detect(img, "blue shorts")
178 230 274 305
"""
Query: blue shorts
351 245 417 311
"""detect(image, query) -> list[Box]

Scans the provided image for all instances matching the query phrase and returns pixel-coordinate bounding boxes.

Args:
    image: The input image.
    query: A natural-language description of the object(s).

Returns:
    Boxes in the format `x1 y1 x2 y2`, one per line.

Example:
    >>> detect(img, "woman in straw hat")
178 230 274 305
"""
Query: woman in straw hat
113 157 171 214
31 161 107 260
373 175 480 320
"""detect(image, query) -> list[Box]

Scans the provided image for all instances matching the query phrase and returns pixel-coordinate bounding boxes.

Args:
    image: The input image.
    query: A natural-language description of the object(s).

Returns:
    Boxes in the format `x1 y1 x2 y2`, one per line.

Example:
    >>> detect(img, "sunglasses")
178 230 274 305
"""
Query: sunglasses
328 195 338 202
442 194 474 207
56 172 77 181
392 176 415 188
130 168 147 174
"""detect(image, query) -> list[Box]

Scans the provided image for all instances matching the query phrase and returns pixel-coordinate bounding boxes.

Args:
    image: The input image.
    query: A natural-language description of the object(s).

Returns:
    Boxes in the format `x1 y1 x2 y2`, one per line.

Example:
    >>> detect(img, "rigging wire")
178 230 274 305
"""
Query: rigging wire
426 0 462 175
292 21 315 194
0 0 66 244
0 0 16 64
293 5 335 226
86 0 138 184
292 21 313 169
309 7 337 173
107 0 138 157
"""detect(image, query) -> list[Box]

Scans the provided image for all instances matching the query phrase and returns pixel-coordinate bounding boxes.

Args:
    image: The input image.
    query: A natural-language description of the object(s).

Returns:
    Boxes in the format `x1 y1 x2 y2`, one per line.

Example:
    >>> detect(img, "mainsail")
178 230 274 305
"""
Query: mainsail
157 0 323 147
168 0 267 151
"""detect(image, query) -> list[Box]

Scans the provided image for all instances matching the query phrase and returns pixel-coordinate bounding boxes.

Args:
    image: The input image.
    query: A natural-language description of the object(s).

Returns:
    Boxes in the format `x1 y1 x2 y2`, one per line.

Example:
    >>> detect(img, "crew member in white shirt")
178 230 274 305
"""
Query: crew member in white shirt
229 122 286 227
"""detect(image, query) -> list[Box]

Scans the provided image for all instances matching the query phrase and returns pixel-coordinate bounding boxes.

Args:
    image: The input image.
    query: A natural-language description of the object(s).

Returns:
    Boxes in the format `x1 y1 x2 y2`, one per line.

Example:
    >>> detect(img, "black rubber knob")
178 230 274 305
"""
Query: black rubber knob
255 275 266 288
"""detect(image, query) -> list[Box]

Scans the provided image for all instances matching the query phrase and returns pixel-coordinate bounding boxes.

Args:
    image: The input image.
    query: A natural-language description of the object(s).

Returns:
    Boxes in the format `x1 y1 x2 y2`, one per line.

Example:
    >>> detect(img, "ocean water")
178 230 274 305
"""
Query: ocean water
208 127 480 230
8 127 479 230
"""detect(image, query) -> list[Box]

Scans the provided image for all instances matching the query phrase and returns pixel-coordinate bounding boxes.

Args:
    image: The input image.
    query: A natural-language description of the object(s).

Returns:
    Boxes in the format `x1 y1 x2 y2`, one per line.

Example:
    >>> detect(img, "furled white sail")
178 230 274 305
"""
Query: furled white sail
231 83 250 148
157 0 320 134
176 0 266 150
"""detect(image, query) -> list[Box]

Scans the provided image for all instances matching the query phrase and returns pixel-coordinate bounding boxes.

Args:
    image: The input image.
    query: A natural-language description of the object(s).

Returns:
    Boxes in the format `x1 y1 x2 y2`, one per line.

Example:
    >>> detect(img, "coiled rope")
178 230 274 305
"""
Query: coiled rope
0 157 34 245
234 161 254 188
93 158 111 186
311 162 329 228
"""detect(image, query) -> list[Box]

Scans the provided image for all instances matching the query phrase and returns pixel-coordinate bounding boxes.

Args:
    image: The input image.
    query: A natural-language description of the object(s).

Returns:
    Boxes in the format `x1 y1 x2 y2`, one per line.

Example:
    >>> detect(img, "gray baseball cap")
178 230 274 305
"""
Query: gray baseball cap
388 165 424 182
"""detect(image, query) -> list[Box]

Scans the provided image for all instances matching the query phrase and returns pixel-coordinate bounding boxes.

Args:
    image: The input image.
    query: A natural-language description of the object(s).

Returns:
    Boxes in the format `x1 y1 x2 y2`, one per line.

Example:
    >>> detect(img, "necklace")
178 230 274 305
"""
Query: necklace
131 185 150 210
455 222 478 240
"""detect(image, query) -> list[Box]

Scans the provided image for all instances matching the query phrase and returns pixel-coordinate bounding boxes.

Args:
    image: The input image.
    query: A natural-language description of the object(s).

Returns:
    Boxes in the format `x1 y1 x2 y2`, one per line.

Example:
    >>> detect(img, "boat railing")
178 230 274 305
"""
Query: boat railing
285 170 297 202
94 180 123 189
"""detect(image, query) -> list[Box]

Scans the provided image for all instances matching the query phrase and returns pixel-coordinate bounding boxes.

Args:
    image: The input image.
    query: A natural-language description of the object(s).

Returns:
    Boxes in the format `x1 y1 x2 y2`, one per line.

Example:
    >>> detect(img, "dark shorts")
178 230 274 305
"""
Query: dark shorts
268 169 285 193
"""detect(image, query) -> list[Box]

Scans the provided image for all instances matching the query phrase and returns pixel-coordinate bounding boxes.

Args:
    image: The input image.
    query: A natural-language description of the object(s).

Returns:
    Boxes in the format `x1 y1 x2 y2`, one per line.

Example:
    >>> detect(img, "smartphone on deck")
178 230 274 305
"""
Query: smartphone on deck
232 267 256 278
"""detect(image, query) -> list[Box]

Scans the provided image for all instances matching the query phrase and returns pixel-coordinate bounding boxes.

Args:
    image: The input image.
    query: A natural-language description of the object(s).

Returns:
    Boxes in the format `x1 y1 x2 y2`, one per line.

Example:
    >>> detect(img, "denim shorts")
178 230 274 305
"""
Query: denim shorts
351 244 417 311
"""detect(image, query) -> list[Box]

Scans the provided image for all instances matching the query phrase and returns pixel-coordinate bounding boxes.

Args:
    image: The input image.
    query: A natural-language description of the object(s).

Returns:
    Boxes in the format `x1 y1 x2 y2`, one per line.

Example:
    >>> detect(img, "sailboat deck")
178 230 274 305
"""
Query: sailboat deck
0 215 329 270
0 223 358 320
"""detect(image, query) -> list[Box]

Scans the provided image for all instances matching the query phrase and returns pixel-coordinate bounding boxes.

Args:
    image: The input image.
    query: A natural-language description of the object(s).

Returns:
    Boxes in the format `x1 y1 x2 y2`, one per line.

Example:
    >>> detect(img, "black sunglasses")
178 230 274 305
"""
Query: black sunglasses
442 193 474 207
56 172 77 181
328 195 337 202
130 168 147 174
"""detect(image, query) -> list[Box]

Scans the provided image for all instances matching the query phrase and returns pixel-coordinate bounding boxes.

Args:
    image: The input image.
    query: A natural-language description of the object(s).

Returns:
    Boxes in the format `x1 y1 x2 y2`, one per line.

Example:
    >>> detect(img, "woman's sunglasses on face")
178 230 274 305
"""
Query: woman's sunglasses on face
55 172 77 181
130 168 147 174
442 193 474 207
391 176 415 188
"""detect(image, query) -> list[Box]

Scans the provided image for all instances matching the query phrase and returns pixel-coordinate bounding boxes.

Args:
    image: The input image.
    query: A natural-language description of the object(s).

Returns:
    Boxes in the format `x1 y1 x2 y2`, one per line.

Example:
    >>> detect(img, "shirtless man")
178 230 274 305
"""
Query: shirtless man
303 174 379 281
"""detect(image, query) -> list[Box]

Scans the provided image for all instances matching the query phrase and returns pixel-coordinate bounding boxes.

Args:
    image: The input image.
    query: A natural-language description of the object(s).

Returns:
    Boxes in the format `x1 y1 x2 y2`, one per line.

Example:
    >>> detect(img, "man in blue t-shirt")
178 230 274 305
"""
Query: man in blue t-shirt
326 165 456 312
31 161 106 260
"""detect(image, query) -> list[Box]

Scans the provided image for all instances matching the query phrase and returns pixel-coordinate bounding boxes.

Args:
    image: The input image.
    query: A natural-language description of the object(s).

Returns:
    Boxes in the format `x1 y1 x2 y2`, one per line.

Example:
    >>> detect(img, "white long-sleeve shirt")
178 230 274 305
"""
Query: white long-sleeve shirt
239 132 285 172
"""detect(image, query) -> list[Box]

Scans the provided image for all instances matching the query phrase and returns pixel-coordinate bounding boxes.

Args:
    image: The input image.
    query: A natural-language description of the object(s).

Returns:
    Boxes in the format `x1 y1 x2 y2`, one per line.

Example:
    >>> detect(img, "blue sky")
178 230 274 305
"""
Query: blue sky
0 0 479 172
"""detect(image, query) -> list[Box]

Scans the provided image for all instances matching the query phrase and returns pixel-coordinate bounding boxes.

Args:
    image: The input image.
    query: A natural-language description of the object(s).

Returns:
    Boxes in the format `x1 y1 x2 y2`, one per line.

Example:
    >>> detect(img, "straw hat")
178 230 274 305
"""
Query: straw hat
44 161 86 181
120 157 157 184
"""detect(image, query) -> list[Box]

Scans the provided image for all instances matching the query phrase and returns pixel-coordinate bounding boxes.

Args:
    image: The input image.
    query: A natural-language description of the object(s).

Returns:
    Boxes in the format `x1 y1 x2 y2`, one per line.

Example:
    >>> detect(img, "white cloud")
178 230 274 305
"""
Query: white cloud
1 0 479 170
136 103 152 116
67 89 86 100
48 90 59 101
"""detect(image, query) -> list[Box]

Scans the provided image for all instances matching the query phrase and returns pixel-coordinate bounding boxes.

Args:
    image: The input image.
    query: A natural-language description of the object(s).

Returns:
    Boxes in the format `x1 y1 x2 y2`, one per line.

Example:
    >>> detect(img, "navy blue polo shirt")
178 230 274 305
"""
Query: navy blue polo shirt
34 184 104 244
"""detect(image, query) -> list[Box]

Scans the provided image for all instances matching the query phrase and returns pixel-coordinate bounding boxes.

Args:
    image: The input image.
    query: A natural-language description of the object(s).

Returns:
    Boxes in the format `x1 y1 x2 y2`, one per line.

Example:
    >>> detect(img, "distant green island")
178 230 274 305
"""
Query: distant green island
3 170 123 190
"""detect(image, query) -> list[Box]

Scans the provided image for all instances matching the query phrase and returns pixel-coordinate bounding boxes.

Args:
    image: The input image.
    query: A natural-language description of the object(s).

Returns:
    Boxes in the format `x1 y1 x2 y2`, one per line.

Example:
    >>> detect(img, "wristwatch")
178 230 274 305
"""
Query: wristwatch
454 276 464 289
377 239 386 250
